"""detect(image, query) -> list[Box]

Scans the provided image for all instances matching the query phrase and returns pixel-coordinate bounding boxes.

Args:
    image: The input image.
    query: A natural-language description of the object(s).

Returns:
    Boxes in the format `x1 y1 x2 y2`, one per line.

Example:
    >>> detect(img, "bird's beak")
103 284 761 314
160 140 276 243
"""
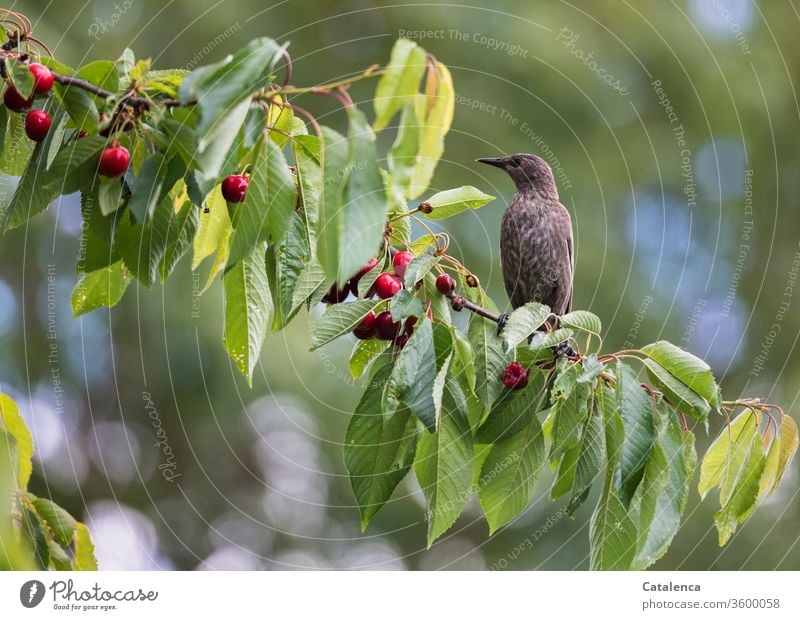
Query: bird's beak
476 157 507 169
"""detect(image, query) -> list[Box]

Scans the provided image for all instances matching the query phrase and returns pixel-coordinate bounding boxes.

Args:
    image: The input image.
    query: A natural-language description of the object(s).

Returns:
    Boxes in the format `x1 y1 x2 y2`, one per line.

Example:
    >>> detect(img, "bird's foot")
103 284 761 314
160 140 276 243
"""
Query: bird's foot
495 313 508 336
554 340 576 359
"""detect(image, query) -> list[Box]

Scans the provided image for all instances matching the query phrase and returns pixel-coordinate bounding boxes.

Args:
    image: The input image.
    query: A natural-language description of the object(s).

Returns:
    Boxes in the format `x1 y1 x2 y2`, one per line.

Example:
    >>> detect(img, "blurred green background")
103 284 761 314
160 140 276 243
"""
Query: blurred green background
1 0 798 569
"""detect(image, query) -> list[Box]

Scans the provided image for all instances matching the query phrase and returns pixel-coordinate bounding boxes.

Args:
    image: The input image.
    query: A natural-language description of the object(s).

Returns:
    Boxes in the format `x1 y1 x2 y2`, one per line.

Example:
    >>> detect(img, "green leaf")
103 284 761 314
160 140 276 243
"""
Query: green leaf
578 354 605 384
589 482 637 570
97 176 124 216
550 445 580 500
44 134 108 195
527 328 574 352
179 37 286 144
268 211 315 330
698 410 759 500
631 411 696 569
223 247 272 384
642 358 710 422
641 341 720 408
383 317 437 430
420 186 495 220
310 299 384 351
78 187 120 273
615 362 656 504
0 145 57 232
760 414 799 497
291 134 321 248
373 39 427 131
713 428 766 545
407 61 454 199
344 364 417 530
229 134 297 264
0 393 33 489
501 302 550 352
7 60 35 99
478 407 546 533
414 379 473 546
476 371 547 443
128 153 184 222
73 522 98 570
386 290 420 323
549 367 591 460
317 110 387 284
21 507 50 570
0 106 35 175
71 261 132 317
567 390 607 515
468 290 509 408
192 185 231 269
349 339 389 379
29 495 76 547
159 190 199 281
387 102 420 197
52 83 100 133
403 254 439 289
115 193 181 287
559 310 602 337
77 60 120 93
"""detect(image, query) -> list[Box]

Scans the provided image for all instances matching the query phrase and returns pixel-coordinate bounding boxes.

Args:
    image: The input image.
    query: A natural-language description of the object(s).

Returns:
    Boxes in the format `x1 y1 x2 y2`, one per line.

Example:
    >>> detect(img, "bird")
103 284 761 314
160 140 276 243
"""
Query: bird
477 153 574 332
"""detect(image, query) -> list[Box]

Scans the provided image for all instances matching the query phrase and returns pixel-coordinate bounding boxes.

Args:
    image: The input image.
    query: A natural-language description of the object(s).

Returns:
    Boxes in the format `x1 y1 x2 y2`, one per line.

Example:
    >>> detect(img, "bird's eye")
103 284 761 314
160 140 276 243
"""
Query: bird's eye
509 158 520 167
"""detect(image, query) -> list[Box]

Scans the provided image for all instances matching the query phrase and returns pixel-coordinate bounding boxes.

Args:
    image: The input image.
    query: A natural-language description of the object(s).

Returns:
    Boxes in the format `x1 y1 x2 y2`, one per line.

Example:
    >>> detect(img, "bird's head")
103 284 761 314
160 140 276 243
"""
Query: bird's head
477 153 558 198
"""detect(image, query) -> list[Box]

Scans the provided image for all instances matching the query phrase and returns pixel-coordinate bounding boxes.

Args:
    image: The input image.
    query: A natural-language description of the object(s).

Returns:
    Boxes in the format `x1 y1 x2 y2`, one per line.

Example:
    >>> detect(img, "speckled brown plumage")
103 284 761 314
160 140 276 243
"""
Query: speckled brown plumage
478 153 574 315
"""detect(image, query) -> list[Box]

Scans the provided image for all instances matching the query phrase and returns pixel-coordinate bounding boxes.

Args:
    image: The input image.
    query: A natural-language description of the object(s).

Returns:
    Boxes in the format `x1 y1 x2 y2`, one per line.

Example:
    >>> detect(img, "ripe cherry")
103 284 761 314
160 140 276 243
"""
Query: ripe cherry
322 282 350 304
353 311 377 339
28 63 54 94
435 273 456 296
3 85 33 112
349 257 379 296
404 316 418 336
502 362 529 390
221 174 249 203
24 110 51 142
373 273 402 299
392 251 415 280
375 311 401 341
98 145 130 178
394 333 410 349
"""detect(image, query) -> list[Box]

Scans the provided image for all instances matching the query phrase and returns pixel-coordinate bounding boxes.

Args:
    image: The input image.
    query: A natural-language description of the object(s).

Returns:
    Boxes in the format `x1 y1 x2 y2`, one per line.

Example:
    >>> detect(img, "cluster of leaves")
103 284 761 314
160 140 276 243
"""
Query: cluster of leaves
0 18 796 568
1 392 97 570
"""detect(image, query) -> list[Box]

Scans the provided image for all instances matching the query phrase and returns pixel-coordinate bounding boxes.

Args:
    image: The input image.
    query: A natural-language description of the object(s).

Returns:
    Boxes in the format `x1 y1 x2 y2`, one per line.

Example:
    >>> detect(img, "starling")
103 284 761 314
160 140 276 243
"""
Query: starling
477 153 574 327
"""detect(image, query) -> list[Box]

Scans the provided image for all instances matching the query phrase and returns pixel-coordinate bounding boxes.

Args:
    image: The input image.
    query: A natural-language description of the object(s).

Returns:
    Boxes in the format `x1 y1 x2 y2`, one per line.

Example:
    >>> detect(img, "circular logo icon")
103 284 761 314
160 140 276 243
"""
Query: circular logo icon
20 580 45 608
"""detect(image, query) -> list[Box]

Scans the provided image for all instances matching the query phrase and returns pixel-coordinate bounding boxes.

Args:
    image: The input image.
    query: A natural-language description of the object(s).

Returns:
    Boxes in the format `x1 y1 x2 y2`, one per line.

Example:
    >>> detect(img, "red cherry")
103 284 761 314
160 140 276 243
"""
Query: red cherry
3 84 33 112
404 316 418 336
375 311 401 341
394 333 410 349
392 251 415 280
502 362 529 390
435 274 456 296
349 257 379 296
373 273 402 299
221 174 249 203
28 63 54 94
98 145 130 177
322 282 350 304
24 110 51 142
353 311 377 340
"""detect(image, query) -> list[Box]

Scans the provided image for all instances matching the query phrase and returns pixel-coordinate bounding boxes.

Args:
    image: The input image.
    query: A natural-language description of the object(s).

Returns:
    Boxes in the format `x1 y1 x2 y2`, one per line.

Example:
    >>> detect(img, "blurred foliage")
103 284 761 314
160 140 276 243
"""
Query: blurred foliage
0 0 798 569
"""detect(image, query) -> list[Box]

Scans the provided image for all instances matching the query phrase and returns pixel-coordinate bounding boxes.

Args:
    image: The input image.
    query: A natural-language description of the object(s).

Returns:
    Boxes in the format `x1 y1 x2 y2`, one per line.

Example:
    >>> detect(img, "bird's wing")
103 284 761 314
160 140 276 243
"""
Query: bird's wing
564 233 573 313
562 204 574 314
